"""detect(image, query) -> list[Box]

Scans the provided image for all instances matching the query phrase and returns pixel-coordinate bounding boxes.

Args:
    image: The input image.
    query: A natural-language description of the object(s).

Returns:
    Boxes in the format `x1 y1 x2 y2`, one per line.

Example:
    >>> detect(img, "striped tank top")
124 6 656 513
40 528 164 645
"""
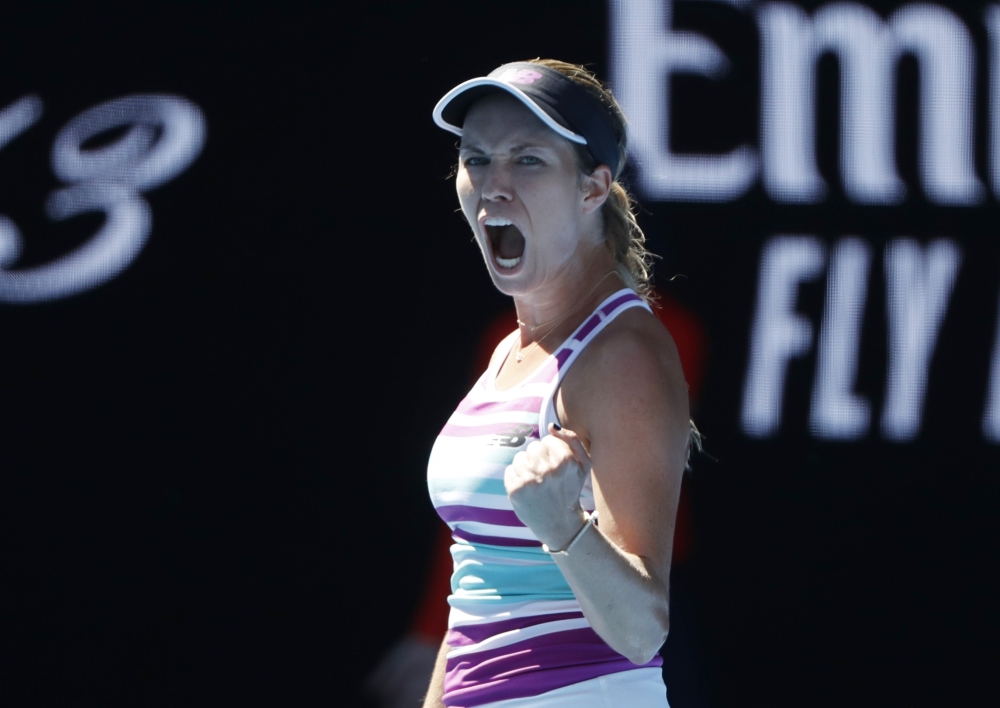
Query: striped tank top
427 289 662 707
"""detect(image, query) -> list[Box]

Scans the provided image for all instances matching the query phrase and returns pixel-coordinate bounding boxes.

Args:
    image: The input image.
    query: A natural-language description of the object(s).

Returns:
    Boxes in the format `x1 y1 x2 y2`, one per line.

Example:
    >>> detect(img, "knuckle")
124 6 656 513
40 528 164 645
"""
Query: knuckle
545 438 568 459
549 439 569 458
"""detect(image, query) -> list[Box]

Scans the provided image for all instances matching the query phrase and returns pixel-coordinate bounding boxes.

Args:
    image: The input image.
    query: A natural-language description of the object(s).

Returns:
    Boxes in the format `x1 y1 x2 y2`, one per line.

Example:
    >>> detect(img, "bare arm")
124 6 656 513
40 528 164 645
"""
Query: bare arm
505 318 689 664
421 636 449 708
546 437 675 665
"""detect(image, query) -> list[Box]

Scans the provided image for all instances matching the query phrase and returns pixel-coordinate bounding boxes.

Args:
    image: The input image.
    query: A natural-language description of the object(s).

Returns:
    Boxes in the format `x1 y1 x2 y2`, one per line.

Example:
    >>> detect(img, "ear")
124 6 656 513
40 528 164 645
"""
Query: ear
580 164 613 216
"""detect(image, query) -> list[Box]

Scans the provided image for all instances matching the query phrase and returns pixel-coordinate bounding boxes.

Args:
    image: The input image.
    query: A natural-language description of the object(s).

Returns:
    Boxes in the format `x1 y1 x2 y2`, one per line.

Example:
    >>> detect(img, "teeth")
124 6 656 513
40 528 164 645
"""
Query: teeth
496 256 522 269
483 216 514 227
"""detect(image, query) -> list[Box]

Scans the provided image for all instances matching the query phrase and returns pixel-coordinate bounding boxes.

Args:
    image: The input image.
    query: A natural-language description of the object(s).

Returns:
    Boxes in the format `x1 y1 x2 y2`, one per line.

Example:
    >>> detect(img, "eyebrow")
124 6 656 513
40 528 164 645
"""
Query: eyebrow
458 143 552 153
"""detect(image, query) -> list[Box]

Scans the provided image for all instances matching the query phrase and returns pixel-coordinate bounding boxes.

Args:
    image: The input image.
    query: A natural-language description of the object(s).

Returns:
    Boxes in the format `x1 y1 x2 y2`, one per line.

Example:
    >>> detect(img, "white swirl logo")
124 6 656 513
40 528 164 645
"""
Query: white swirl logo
0 93 206 303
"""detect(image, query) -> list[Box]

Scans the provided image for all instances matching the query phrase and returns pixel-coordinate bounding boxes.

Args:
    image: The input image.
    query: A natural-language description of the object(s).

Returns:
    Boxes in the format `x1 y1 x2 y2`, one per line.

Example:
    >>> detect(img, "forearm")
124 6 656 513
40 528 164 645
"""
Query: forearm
551 518 670 665
421 636 450 708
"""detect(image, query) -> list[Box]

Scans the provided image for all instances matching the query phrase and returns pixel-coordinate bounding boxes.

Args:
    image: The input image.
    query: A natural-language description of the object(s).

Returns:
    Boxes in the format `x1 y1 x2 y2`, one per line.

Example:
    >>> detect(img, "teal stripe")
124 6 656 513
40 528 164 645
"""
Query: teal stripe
479 448 519 465
448 544 574 603
451 559 574 602
429 477 508 495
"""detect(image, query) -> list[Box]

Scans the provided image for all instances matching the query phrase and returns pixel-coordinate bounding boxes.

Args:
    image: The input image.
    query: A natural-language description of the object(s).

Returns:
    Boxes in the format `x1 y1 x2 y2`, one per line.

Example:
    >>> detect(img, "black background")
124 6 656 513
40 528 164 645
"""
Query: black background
1 1 997 706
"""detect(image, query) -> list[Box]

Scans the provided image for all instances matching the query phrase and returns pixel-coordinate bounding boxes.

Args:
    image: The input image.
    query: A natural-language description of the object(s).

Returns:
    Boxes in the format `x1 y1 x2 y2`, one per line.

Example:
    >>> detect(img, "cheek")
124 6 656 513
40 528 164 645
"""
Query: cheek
527 183 583 258
455 170 475 210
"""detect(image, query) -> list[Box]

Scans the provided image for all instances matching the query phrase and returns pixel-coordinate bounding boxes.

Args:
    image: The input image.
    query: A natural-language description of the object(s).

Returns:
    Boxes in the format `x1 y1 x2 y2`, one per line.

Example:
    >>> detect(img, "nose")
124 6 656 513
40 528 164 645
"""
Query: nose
481 161 513 202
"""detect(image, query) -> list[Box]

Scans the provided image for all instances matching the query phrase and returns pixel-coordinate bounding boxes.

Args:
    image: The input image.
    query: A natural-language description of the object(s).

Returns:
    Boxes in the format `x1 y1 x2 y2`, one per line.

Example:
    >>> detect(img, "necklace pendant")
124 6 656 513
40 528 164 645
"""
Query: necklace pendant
515 352 525 363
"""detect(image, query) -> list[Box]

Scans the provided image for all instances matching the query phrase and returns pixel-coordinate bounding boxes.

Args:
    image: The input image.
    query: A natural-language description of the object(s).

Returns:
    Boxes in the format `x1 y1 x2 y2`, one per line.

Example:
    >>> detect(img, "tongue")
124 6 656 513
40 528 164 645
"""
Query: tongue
497 225 525 259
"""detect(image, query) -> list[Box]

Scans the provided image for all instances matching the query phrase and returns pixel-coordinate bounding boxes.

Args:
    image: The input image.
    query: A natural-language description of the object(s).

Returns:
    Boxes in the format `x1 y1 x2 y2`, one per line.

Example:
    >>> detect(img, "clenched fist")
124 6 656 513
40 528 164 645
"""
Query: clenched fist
504 423 594 551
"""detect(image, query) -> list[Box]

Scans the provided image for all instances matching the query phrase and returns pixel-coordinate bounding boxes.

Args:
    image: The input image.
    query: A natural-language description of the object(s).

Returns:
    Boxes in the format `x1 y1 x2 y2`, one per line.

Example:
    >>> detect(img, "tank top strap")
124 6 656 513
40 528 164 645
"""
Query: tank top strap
539 288 651 432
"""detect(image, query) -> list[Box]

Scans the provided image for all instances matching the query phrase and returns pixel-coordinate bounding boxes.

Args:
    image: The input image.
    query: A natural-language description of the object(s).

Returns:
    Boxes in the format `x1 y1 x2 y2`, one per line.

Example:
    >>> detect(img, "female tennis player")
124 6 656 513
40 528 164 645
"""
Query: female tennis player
424 59 690 708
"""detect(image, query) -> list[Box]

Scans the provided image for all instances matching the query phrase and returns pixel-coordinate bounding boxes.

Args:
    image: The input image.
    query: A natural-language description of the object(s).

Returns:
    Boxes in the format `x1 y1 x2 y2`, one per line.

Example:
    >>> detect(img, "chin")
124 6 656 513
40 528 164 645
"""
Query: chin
486 262 534 297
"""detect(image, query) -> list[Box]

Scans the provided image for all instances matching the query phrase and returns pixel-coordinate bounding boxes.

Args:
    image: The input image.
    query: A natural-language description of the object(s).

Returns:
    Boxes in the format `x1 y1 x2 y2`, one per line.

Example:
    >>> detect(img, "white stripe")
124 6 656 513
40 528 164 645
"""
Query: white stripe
428 440 518 470
434 490 512 509
448 541 544 560
426 468 507 491
448 599 582 627
453 555 548 571
453 550 547 566
428 436 511 458
470 668 667 708
465 380 553 402
447 410 539 427
453 520 535 540
428 438 509 460
446 617 592 657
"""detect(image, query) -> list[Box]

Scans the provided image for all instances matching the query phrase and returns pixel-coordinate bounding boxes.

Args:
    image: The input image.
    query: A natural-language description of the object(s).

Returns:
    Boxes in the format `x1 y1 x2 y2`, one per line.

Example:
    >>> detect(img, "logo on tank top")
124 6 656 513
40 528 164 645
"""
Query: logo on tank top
489 424 535 448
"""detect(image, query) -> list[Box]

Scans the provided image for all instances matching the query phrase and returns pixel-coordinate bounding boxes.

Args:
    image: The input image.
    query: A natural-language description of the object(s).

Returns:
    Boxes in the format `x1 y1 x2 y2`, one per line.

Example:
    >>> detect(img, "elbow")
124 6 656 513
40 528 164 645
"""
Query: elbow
623 609 669 665
624 648 660 666
622 635 666 665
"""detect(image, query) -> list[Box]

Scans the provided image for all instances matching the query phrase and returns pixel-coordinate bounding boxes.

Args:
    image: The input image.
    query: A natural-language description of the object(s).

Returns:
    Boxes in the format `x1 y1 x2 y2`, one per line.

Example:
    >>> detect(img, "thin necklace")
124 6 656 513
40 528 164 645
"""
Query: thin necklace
514 270 621 363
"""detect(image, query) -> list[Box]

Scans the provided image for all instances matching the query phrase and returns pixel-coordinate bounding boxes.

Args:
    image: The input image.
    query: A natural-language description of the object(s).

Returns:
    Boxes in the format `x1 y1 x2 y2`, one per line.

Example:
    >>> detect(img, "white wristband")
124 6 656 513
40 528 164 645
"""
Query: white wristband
542 510 599 556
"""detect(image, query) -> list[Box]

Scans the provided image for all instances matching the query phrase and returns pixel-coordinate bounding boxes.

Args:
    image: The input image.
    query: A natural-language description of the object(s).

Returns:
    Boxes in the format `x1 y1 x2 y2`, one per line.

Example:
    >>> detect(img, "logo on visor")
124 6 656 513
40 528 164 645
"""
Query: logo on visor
498 69 543 85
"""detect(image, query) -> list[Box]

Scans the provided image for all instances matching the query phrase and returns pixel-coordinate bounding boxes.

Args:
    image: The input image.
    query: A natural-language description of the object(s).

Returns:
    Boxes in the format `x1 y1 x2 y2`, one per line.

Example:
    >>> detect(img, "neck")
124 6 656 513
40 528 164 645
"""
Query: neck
513 251 624 348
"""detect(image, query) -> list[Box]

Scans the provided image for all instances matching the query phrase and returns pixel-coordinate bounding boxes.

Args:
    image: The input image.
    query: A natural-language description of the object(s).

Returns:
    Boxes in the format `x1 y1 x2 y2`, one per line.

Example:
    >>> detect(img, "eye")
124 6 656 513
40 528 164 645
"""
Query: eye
463 155 489 167
518 155 542 165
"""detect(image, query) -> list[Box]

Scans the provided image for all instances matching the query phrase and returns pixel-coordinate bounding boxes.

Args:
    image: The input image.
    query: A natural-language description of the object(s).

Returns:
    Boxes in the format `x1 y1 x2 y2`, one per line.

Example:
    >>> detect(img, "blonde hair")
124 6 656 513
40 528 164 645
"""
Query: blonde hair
527 58 655 301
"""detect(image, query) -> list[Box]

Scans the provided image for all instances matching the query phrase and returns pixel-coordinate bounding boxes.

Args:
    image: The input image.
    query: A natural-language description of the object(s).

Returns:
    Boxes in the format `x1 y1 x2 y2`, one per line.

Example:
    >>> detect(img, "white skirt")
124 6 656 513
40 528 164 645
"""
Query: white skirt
470 668 669 708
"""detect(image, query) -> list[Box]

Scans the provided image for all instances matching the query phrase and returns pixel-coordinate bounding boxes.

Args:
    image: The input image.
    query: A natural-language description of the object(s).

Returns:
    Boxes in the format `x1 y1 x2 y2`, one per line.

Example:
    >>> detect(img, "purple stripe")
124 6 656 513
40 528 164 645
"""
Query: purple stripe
447 612 584 647
452 529 541 548
443 627 662 706
573 313 602 341
437 505 524 527
553 348 572 367
439 422 539 440
600 293 639 316
455 396 544 416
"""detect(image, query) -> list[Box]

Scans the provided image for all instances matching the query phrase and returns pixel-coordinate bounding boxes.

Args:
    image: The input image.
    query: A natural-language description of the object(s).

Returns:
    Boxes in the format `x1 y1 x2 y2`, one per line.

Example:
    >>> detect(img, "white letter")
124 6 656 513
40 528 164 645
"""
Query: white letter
0 94 206 304
609 0 757 201
0 96 44 271
742 236 826 437
882 239 962 441
759 2 981 205
0 95 42 151
759 3 901 204
985 5 1000 199
892 5 983 205
810 238 872 439
983 285 1000 442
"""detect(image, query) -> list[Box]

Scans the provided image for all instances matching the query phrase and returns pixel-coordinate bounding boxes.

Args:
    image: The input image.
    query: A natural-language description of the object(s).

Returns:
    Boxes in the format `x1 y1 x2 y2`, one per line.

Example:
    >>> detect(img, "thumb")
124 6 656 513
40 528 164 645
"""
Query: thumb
548 423 592 474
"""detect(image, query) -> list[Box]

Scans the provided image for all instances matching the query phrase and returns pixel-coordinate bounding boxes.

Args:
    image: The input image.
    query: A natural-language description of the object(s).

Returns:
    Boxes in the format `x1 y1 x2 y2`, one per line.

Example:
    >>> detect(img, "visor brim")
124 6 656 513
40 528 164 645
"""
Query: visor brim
432 77 588 146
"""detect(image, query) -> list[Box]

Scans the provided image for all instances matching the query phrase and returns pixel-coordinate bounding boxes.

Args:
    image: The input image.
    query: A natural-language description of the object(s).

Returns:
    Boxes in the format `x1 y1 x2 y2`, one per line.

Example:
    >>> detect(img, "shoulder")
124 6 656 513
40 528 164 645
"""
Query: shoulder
560 306 689 445
578 305 686 398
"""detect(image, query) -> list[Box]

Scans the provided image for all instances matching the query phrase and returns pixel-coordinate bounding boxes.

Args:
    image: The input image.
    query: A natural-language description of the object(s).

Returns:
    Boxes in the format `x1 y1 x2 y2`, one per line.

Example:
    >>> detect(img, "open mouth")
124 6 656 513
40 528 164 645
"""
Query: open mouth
483 216 525 270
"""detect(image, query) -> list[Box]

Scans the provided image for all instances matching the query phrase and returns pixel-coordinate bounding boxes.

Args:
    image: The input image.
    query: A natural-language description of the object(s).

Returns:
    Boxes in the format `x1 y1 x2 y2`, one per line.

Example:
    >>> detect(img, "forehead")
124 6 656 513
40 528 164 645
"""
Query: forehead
460 92 566 150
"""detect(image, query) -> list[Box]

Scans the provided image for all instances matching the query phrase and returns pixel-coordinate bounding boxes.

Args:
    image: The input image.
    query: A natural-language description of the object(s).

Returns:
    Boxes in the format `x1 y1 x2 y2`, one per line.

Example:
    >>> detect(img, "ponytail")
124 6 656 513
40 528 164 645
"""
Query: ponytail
527 59 656 302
